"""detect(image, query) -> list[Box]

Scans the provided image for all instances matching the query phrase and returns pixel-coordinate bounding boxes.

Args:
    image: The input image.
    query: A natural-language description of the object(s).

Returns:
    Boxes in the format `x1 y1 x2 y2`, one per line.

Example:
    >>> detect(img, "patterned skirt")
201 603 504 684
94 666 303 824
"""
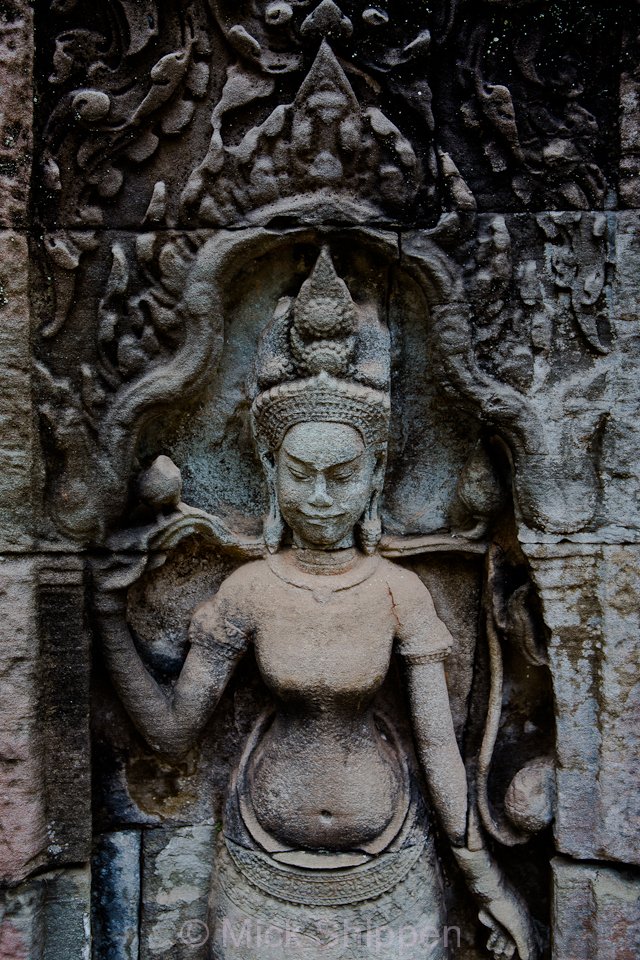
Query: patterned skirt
208 787 448 960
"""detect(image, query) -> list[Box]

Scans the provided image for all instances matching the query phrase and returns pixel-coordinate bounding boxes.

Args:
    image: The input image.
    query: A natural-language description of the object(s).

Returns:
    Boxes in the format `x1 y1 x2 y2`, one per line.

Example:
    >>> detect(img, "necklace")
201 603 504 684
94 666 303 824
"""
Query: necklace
293 547 357 576
266 549 379 603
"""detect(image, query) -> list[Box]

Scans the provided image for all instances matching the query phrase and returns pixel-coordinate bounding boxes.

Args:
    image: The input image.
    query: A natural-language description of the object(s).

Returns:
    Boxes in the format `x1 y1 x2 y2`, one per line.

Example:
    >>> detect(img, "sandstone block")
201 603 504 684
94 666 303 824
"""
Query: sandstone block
0 866 91 960
37 556 92 866
552 858 640 960
0 558 46 884
0 232 37 548
140 825 216 960
0 2 32 227
92 831 141 960
527 545 640 865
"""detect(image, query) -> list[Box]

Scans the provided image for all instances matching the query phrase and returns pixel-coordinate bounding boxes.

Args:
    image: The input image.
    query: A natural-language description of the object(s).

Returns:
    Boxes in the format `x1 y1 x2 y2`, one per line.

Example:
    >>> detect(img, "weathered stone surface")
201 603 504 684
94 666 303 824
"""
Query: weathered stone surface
603 213 640 538
0 2 32 227
0 558 46 884
0 867 91 960
37 557 92 867
0 555 93 885
16 4 640 960
0 232 37 549
527 544 640 866
92 831 141 960
0 873 42 960
38 1 621 230
429 212 612 538
620 23 640 208
42 867 92 960
552 858 640 960
140 825 215 960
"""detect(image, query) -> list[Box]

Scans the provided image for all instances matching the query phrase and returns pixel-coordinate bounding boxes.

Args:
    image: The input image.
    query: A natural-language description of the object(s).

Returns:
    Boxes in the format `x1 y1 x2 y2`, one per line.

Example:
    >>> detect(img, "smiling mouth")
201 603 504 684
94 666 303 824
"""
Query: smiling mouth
299 511 345 522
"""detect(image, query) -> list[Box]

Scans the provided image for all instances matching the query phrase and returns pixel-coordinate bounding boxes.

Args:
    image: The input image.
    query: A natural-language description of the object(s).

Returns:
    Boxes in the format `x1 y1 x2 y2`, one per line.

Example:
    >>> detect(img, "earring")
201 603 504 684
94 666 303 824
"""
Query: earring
262 454 285 554
358 489 382 555
264 500 285 554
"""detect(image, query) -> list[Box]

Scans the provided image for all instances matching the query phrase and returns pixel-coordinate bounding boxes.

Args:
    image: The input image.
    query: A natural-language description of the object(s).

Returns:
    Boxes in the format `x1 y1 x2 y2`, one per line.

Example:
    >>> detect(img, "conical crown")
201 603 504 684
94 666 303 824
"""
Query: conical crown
293 246 357 340
251 248 390 453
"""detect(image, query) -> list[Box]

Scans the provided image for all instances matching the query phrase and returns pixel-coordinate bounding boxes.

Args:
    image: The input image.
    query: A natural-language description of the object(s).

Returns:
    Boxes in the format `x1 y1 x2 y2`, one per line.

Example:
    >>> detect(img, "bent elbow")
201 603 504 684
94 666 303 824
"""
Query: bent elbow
146 720 195 761
149 737 192 762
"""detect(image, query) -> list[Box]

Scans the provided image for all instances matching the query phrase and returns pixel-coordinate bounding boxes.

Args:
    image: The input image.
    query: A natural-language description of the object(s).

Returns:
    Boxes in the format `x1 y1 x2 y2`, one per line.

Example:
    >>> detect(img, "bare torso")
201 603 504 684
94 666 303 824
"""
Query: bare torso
241 551 406 850
190 549 452 853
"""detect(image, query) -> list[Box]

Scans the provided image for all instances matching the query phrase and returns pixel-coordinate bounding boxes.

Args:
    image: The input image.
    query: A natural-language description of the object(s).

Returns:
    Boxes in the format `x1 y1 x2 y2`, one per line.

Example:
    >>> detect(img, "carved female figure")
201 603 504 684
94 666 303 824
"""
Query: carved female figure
96 250 535 960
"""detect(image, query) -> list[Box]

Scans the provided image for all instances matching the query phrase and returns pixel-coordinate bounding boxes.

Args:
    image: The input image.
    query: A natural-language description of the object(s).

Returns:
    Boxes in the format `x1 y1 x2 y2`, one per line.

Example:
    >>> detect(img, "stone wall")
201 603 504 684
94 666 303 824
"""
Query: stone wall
0 2 638 958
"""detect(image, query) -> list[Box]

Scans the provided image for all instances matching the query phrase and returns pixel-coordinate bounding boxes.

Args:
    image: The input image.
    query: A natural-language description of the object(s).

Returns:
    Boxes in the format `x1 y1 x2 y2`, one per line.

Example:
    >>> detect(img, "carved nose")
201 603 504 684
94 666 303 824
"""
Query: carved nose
309 475 333 507
300 0 354 40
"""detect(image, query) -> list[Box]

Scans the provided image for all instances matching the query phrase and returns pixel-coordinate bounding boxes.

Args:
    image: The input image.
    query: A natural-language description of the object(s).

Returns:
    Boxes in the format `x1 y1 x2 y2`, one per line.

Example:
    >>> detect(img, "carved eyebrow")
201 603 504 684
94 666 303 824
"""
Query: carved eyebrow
282 450 312 467
326 456 361 471
283 450 362 469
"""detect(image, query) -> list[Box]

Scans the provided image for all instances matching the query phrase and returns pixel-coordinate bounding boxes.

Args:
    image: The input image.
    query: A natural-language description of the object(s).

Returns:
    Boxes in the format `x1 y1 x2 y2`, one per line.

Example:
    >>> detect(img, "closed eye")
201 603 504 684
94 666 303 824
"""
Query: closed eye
287 466 312 481
329 468 357 481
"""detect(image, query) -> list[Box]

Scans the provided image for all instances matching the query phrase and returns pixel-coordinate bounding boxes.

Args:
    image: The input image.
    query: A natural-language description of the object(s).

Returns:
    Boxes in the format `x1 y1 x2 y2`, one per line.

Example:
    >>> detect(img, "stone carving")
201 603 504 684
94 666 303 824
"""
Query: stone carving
38 0 455 228
206 0 453 76
181 42 421 225
7 3 637 958
430 214 611 534
36 230 269 542
38 0 622 232
456 2 616 209
35 224 472 543
39 0 212 227
94 248 541 959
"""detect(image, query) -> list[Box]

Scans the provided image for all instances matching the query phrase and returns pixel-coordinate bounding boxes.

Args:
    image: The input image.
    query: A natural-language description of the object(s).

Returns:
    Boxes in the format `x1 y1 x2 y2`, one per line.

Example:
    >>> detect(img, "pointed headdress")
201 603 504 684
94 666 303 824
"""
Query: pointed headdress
251 247 391 455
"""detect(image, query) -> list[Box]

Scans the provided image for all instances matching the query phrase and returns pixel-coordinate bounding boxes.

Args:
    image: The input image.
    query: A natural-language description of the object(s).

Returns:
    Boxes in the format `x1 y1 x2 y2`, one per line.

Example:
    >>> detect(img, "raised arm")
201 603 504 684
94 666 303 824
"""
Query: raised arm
95 580 247 760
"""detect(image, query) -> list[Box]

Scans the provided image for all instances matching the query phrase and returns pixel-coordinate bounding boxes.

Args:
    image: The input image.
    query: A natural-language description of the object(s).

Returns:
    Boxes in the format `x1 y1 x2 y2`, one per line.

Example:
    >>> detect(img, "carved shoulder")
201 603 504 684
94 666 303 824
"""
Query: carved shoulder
379 560 454 664
188 560 266 656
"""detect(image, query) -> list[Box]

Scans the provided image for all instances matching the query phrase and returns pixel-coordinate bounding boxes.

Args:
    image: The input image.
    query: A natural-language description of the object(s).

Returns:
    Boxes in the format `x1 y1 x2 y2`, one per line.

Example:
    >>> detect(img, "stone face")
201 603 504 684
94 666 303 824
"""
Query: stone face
0 232 37 549
552 859 640 960
0 2 33 227
527 545 640 865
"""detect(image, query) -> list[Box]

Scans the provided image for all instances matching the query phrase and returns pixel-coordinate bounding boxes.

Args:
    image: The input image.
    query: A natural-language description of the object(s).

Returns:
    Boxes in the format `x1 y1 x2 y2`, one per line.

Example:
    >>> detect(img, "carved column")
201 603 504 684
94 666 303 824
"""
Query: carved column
0 4 92 955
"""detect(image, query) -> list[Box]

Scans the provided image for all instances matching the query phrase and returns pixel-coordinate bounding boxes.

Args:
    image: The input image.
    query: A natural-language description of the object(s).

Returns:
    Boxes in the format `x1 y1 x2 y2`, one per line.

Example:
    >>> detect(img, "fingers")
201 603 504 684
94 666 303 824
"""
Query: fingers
478 905 535 960
479 910 518 960
487 928 516 959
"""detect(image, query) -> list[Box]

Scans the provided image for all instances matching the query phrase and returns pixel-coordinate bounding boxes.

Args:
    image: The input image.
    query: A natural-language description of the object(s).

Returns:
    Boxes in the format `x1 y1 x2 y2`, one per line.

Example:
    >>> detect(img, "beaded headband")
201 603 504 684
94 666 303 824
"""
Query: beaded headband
252 371 391 453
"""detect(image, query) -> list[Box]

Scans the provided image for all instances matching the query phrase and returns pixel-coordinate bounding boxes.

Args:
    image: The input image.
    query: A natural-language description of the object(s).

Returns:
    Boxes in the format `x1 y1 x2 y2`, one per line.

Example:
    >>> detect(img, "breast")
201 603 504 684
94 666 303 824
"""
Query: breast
254 583 396 706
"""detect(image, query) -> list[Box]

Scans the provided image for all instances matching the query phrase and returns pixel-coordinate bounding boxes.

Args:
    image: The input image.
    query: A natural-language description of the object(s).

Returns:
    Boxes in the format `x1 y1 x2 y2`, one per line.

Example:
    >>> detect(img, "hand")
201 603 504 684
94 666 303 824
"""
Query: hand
479 909 516 959
478 897 537 960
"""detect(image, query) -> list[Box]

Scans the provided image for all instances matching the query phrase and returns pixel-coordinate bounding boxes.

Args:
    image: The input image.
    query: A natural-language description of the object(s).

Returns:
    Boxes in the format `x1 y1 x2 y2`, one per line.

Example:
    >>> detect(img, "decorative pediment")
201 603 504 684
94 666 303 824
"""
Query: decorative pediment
181 42 420 224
